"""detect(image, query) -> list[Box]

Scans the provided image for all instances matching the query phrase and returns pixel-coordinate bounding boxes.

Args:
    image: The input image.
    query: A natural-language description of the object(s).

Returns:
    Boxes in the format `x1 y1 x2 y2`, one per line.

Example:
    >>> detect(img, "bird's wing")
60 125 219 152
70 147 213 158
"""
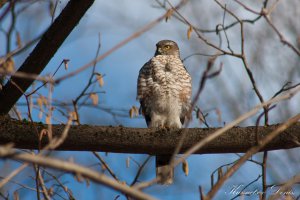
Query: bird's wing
179 64 192 125
137 61 152 127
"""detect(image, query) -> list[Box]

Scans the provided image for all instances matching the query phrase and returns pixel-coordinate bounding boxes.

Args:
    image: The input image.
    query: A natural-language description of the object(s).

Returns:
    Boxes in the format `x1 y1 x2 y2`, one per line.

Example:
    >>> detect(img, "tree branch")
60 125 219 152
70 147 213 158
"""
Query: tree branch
0 145 157 200
205 113 300 199
0 116 299 154
0 0 95 114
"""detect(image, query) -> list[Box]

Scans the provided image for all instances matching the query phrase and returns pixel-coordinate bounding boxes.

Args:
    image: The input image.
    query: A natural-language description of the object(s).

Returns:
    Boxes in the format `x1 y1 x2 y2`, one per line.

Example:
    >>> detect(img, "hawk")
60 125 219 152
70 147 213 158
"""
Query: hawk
137 40 192 184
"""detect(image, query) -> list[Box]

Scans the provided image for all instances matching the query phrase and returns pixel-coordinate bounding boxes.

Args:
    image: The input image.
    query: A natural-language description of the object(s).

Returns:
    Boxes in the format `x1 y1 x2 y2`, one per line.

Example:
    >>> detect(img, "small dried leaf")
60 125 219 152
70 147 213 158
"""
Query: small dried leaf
2 57 15 73
46 114 51 124
63 59 70 70
133 106 139 116
165 9 173 22
37 97 43 110
182 160 189 176
13 191 19 200
48 187 54 196
63 186 68 192
126 157 130 168
187 25 193 40
96 74 104 87
129 106 139 118
70 111 78 121
41 96 48 106
89 93 98 105
75 173 84 183
16 32 22 48
129 107 134 118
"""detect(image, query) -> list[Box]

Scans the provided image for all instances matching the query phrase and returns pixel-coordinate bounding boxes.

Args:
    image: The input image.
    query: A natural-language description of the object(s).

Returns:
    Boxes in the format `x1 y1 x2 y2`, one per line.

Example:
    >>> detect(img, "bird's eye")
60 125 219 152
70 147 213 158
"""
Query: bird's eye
164 45 171 50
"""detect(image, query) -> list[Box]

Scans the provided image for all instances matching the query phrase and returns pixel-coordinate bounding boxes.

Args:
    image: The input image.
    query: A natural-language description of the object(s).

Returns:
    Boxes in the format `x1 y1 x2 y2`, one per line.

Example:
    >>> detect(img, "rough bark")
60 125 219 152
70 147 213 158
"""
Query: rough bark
0 0 95 114
0 116 299 154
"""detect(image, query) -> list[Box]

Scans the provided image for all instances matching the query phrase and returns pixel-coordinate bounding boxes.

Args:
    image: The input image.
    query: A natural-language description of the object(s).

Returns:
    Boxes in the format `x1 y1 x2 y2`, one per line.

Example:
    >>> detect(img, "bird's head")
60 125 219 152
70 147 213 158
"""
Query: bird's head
154 40 180 57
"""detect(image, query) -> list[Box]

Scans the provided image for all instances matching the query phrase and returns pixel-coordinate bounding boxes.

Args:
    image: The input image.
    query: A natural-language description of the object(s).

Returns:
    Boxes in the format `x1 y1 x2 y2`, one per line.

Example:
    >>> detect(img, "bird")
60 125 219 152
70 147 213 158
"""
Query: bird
137 40 192 184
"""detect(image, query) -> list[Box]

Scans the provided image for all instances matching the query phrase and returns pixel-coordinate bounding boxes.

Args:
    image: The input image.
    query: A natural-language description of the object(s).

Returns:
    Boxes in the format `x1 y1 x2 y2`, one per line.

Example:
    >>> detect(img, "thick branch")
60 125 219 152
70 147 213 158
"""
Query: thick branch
0 116 299 154
0 0 95 114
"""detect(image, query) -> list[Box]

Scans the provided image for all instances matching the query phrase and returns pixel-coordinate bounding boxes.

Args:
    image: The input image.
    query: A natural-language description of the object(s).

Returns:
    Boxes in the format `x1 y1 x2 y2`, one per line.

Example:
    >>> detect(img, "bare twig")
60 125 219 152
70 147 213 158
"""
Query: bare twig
0 0 95 115
0 147 157 200
34 164 41 200
92 152 119 181
234 0 261 15
0 69 52 83
262 151 268 200
41 168 75 199
214 0 269 126
230 175 262 200
54 0 188 83
26 59 66 97
174 85 300 167
166 0 239 57
268 175 300 200
0 114 72 190
234 0 300 56
206 113 300 199
131 156 152 186
0 163 28 189
133 177 161 190
37 170 51 200
0 175 45 193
